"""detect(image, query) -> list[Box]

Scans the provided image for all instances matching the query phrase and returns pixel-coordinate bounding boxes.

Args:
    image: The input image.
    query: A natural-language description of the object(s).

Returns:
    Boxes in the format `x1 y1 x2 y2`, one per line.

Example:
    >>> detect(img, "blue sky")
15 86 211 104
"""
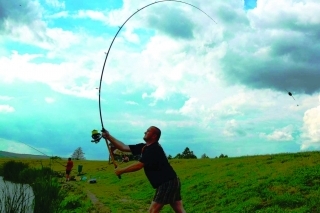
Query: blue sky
1 0 320 160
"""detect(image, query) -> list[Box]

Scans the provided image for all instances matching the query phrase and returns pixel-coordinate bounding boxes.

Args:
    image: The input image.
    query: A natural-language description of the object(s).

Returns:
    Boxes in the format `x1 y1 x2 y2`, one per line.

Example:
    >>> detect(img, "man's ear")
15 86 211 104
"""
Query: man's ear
151 133 157 139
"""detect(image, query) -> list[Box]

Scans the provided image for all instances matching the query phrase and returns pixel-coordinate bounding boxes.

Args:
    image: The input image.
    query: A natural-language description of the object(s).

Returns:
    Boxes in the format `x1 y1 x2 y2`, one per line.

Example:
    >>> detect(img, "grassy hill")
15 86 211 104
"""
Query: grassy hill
1 151 320 212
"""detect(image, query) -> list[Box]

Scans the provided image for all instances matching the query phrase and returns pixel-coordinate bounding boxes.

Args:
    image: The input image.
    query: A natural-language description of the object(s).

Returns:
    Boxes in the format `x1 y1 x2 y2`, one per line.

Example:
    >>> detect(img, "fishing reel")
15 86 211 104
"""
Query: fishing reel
91 129 102 143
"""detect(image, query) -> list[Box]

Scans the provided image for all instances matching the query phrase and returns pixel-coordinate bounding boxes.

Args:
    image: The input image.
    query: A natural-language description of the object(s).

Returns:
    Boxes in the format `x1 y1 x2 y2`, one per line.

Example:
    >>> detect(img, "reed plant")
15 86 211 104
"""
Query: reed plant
0 180 33 213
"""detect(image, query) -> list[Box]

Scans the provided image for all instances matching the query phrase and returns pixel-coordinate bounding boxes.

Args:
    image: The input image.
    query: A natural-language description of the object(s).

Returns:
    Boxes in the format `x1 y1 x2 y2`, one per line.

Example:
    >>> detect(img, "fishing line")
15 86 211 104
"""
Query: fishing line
21 142 66 167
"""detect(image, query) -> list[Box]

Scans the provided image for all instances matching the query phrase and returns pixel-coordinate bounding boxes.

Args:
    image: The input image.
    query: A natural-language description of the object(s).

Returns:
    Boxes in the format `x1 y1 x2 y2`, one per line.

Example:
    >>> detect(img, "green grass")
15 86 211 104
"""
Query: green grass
1 151 320 212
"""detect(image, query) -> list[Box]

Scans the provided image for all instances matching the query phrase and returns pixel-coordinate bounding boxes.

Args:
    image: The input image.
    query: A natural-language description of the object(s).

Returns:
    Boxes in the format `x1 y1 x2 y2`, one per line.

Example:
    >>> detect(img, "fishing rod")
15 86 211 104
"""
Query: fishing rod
90 0 217 178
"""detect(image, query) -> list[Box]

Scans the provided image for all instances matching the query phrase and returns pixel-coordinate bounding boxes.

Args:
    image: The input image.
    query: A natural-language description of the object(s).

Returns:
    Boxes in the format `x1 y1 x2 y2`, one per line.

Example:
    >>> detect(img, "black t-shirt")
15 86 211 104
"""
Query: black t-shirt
129 143 177 188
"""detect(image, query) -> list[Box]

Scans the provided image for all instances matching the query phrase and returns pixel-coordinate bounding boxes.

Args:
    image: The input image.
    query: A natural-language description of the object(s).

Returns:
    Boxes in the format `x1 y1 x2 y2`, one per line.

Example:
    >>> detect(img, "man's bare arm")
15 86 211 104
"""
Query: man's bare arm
102 132 131 152
115 161 144 176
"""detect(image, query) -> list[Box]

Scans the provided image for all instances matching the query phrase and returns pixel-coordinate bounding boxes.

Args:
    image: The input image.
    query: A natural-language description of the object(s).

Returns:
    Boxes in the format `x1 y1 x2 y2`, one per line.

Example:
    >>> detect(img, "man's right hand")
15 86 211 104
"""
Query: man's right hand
101 130 131 152
101 130 110 139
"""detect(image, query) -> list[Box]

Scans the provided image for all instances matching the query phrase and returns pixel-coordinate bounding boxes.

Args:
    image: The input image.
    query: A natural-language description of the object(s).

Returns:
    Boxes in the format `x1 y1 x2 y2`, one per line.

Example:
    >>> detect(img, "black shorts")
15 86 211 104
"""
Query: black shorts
153 177 182 204
66 170 71 175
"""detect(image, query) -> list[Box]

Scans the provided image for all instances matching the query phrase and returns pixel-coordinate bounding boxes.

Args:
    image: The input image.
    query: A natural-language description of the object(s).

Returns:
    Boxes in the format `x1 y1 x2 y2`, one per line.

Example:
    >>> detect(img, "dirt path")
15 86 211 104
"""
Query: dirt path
66 180 111 213
86 190 111 213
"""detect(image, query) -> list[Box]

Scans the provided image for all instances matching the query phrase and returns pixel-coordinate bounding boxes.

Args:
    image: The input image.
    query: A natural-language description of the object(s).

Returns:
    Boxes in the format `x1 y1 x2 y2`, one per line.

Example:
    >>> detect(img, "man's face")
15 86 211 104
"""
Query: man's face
143 127 155 142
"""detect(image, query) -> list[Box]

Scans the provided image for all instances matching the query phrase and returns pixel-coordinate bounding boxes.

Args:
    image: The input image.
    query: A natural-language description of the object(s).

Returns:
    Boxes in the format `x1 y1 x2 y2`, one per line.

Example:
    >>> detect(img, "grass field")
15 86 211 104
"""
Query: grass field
1 151 320 212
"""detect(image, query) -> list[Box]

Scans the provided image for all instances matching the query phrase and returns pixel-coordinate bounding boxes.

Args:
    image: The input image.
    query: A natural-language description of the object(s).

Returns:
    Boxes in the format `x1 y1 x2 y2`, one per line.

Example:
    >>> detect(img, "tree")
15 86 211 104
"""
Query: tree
201 153 209 159
167 155 173 160
174 147 197 159
218 154 228 158
71 147 85 160
174 153 182 159
181 147 197 159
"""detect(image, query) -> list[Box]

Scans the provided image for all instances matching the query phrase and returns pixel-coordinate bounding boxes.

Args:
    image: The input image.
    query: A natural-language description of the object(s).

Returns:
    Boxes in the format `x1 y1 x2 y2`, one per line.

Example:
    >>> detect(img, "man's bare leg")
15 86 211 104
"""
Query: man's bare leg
149 201 164 213
170 200 186 213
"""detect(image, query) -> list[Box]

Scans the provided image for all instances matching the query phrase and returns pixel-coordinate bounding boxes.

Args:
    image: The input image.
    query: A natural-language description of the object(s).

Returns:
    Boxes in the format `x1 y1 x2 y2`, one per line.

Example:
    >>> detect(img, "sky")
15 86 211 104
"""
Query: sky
0 0 320 160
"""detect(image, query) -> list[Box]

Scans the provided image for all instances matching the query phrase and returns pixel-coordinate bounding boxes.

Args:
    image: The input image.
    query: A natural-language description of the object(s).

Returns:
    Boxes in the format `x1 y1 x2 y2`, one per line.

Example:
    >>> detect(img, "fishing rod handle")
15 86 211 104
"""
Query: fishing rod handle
102 135 122 180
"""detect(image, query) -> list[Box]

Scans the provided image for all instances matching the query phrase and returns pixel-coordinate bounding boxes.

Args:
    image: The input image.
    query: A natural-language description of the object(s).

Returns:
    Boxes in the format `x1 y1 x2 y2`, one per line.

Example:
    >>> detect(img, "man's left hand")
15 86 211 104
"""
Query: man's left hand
114 167 123 176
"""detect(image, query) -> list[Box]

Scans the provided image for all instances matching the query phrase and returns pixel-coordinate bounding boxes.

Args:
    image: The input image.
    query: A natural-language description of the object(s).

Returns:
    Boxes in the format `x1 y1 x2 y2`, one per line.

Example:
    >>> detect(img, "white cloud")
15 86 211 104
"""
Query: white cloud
223 119 246 137
7 23 52 49
46 0 65 9
259 126 294 141
165 109 177 114
76 10 108 22
45 28 80 50
122 27 141 43
0 96 13 101
150 86 168 101
0 49 105 99
49 11 69 18
4 22 80 51
179 98 199 116
250 0 320 28
125 101 138 105
301 103 320 150
142 93 148 99
0 105 15 113
45 97 55 103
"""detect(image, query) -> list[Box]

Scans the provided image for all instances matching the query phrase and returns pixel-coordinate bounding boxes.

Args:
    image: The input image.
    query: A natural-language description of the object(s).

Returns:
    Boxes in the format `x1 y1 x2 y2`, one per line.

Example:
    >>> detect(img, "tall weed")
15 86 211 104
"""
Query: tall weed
0 179 33 213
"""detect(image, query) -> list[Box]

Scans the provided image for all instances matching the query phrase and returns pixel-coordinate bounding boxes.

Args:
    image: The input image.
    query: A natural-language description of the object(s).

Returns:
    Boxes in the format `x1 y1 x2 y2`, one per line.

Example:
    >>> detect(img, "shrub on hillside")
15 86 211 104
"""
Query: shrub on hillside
50 156 62 160
32 178 66 213
1 160 29 183
19 167 56 184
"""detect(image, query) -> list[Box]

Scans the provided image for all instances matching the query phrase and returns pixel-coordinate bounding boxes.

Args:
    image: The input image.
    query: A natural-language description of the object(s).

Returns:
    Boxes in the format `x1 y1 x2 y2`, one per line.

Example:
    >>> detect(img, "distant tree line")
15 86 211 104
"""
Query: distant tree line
216 154 228 158
167 147 228 160
70 146 228 161
50 156 61 160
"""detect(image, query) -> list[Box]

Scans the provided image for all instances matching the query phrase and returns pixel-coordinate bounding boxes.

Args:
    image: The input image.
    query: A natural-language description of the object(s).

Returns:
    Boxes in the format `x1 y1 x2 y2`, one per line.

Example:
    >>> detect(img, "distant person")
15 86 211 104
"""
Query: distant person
122 155 129 163
65 157 73 182
102 126 186 213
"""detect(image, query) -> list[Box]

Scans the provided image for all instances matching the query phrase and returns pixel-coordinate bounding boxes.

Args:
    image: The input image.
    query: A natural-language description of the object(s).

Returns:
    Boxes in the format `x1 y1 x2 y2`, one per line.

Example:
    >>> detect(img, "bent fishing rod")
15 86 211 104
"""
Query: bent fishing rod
90 0 217 179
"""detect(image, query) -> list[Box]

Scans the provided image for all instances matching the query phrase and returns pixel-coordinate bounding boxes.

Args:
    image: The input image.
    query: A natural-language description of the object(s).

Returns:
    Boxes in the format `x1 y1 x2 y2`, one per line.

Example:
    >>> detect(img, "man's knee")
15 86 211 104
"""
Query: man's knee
170 200 186 213
149 201 163 213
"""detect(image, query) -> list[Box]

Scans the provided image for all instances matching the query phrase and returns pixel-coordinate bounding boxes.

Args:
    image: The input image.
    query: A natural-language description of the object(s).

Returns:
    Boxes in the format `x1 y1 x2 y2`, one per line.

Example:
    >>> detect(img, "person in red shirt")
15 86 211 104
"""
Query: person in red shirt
65 157 73 181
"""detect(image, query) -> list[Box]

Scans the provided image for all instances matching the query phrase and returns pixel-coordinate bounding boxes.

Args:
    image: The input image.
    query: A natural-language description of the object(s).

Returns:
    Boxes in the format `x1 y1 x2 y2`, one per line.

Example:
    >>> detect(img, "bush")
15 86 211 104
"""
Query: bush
50 156 62 160
60 194 84 210
1 161 29 183
32 178 66 213
19 167 56 185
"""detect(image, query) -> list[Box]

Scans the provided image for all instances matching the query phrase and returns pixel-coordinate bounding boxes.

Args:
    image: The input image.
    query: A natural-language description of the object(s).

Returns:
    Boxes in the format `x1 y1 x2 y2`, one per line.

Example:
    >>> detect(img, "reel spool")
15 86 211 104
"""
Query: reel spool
91 129 102 143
